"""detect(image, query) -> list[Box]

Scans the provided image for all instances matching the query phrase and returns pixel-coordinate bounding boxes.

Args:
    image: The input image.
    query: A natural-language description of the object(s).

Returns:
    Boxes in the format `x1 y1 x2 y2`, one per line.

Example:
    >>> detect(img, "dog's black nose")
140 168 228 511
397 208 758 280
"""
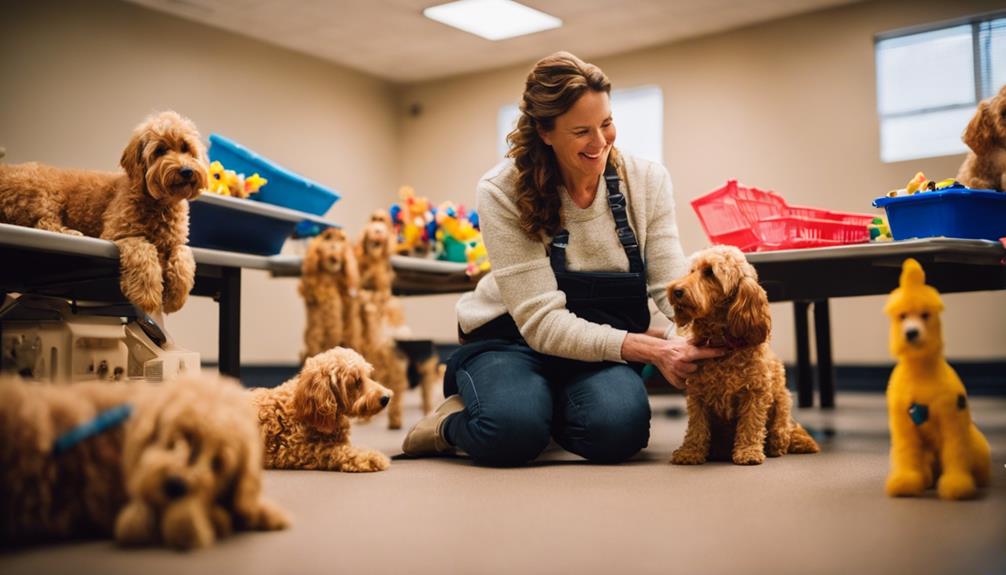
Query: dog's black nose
905 328 919 342
179 166 194 181
672 288 684 299
163 476 188 500
380 395 390 407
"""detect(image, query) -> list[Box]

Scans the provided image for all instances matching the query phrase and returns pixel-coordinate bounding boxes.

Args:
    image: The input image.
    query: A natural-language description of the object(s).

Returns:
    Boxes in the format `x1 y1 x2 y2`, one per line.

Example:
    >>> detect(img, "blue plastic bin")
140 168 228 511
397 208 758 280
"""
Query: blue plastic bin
872 188 1006 241
208 134 340 216
189 193 337 255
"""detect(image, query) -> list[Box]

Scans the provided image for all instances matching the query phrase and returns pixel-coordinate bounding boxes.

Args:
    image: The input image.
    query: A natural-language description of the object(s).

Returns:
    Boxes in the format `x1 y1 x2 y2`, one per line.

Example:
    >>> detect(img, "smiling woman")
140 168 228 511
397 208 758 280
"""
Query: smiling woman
401 51 724 468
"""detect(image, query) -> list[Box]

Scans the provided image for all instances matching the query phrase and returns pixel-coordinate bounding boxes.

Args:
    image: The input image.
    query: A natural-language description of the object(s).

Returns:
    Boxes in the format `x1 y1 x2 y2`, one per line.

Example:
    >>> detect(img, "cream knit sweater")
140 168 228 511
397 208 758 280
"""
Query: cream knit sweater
456 153 688 363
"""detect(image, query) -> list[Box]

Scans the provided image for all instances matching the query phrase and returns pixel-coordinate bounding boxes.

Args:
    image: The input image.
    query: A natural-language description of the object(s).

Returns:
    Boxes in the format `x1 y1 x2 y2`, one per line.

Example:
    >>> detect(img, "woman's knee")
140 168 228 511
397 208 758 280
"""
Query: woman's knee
465 405 552 467
577 393 651 463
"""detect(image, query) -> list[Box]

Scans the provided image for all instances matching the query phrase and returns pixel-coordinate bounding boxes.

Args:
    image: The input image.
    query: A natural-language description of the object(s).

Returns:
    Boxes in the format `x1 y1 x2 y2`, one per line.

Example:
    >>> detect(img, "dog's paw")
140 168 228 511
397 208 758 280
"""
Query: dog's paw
115 501 158 547
249 497 292 531
732 447 766 465
59 227 84 237
345 450 391 472
765 432 791 457
162 498 217 550
937 472 978 500
162 246 195 313
670 447 707 465
885 470 926 497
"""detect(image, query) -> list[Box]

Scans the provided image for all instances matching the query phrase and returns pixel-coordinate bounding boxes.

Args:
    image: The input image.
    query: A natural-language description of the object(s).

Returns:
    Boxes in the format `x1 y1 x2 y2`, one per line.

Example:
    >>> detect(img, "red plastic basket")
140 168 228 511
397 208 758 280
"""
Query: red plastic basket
692 180 874 252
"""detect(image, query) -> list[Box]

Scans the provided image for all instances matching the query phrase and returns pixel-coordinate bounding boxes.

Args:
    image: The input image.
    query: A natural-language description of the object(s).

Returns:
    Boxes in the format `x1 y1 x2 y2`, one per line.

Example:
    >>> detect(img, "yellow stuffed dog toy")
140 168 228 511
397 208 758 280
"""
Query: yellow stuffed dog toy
884 258 991 500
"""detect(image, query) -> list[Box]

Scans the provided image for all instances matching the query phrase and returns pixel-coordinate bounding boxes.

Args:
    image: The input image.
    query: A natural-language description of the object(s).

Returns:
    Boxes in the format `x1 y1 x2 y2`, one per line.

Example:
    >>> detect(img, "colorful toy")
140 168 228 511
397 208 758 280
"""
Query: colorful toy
389 186 434 255
883 258 991 500
868 216 892 242
464 238 490 276
204 160 266 199
434 202 480 263
887 172 965 198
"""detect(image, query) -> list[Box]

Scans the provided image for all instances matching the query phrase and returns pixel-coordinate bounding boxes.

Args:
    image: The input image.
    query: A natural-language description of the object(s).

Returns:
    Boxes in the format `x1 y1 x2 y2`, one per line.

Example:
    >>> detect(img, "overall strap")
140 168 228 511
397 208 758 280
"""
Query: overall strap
550 160 644 273
604 161 644 274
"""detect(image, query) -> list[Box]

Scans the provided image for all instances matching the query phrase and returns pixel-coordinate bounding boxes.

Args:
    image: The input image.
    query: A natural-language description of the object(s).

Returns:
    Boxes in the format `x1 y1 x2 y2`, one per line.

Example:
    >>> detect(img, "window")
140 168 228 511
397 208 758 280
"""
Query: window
875 14 1006 163
497 85 664 164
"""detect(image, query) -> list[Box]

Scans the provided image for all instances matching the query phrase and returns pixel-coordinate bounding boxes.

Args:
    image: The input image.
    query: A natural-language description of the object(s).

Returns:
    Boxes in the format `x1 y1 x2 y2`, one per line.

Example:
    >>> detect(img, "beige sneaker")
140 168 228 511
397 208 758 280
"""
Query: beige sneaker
401 394 465 456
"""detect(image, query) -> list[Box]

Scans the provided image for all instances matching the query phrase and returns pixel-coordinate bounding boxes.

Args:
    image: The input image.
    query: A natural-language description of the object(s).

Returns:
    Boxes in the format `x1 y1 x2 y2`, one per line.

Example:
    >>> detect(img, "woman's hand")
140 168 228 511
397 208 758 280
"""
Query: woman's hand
621 332 724 389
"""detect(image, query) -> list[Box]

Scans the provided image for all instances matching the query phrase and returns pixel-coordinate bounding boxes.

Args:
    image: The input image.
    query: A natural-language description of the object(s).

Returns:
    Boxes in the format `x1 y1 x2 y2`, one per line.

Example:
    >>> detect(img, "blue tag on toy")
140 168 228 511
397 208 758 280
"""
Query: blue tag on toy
908 403 928 426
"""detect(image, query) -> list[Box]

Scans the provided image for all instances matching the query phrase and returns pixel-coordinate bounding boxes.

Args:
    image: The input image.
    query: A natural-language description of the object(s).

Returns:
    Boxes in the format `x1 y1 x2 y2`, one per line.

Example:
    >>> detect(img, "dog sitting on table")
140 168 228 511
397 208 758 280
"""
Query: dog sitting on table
667 245 819 465
0 375 289 549
958 83 1006 191
0 111 208 315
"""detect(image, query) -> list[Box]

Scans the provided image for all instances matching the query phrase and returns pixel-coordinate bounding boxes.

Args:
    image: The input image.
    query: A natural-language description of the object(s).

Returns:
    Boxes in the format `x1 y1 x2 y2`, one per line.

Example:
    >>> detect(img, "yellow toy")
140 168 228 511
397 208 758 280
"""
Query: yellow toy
464 238 490 277
205 161 267 199
883 258 991 500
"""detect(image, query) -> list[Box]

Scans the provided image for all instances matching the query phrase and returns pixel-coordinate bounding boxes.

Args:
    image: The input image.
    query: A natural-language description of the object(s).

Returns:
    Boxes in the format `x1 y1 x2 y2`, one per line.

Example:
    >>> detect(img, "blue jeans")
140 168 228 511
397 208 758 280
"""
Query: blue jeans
441 342 651 466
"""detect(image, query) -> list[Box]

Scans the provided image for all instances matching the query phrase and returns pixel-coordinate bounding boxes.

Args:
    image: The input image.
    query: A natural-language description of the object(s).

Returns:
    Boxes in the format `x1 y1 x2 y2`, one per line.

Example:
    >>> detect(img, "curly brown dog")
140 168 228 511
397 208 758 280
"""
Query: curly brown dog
251 347 392 472
300 228 362 361
356 210 396 295
667 245 819 465
0 111 208 314
958 83 1006 191
0 375 289 549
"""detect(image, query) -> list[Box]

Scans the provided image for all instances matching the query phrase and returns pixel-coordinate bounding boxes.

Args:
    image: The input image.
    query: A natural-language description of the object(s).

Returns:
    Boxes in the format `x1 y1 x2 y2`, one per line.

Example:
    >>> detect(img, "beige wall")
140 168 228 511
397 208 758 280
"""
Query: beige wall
396 0 1006 363
2 0 1003 366
1 0 399 364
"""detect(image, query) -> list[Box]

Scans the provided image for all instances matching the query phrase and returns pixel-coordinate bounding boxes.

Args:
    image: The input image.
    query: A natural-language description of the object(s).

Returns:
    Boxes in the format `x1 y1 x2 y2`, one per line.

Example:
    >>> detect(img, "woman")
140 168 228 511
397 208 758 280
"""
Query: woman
402 51 722 466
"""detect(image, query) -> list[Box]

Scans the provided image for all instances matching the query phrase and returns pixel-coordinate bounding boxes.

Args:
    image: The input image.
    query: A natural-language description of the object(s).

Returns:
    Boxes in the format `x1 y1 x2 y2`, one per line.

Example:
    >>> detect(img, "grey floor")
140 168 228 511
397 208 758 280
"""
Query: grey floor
2 389 1004 575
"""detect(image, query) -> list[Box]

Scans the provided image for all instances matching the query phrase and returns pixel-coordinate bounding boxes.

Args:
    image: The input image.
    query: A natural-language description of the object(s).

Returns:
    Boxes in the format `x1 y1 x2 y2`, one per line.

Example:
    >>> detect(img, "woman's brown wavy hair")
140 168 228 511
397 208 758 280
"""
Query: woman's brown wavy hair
506 51 618 240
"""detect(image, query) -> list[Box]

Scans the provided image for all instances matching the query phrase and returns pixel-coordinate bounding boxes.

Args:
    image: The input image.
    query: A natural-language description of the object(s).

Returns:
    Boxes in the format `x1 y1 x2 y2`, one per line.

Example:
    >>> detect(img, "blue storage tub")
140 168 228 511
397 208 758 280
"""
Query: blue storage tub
208 134 340 216
872 188 1006 241
189 193 337 255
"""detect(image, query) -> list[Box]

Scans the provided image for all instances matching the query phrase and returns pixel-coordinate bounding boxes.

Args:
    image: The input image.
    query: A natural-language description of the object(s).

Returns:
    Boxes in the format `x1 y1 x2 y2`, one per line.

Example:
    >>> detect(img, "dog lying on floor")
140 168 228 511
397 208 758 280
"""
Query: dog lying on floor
300 227 362 361
0 111 208 315
667 245 819 465
0 375 289 549
957 83 1006 191
251 347 393 472
883 258 991 500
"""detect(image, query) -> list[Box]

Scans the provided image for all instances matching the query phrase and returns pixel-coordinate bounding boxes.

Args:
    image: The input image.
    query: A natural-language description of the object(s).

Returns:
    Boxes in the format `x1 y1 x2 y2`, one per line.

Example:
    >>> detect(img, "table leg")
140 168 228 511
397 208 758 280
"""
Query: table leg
813 299 835 409
793 301 814 408
218 267 241 378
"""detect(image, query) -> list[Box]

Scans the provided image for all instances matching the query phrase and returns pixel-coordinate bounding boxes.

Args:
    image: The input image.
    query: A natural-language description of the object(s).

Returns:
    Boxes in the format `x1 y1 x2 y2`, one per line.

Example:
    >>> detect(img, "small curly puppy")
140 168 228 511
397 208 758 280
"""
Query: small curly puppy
252 347 392 472
0 111 208 314
958 83 1006 191
299 228 362 361
0 375 289 549
884 258 990 500
667 245 819 465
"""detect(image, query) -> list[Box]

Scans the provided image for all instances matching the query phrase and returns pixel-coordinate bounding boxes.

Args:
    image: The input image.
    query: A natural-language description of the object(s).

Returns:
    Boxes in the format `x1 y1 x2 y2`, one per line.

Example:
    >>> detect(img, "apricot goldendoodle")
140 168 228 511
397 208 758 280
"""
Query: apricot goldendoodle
251 347 393 472
0 111 208 315
958 83 1006 191
0 375 289 549
667 245 819 465
299 228 362 361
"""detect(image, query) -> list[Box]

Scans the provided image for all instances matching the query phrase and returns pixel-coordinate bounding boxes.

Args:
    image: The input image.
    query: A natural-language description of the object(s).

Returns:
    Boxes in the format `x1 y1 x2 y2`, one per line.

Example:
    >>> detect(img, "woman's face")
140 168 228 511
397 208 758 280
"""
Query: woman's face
539 90 616 185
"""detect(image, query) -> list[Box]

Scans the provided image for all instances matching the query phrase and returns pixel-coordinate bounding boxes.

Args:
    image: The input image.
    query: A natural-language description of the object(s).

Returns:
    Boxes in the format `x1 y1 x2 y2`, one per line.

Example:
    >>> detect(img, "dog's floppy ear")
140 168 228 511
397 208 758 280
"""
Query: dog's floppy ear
291 359 343 434
726 276 771 346
120 130 147 193
301 238 323 276
963 100 994 154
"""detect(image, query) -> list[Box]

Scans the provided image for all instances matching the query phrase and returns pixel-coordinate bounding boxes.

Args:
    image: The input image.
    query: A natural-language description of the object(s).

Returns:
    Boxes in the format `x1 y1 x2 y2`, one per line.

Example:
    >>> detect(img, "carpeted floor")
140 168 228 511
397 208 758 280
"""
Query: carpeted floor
2 389 1004 575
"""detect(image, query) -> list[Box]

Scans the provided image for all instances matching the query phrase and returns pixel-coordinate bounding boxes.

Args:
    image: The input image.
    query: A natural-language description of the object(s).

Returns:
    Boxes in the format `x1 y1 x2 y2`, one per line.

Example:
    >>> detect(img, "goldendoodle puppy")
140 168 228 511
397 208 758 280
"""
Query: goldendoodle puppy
0 111 208 314
356 210 396 295
958 83 1006 191
667 245 819 465
252 347 393 472
357 290 410 429
300 228 361 361
0 375 289 549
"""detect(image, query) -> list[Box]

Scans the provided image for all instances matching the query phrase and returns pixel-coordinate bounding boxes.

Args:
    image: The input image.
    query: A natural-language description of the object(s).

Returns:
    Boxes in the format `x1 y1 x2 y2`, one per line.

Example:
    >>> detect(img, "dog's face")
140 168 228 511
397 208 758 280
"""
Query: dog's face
121 376 266 547
304 227 358 279
293 347 392 433
884 258 945 360
120 111 208 202
668 245 770 346
963 84 1006 155
360 220 394 260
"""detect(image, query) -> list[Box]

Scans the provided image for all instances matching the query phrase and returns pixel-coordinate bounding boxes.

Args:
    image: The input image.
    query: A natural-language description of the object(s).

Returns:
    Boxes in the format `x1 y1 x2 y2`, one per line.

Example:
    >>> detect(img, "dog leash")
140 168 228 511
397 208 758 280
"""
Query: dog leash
52 404 133 455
